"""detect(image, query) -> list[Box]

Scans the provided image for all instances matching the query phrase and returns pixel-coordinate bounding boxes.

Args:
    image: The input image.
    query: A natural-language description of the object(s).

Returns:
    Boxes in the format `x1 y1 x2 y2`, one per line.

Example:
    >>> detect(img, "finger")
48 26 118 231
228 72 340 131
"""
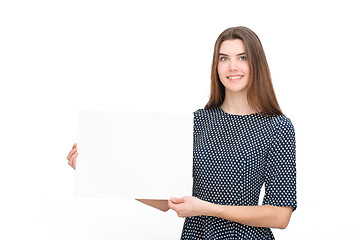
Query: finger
68 155 74 168
168 200 179 212
67 147 77 160
72 152 78 163
67 143 77 160
170 197 184 204
168 200 174 209
67 148 75 160
68 157 76 169
69 152 78 169
69 158 76 170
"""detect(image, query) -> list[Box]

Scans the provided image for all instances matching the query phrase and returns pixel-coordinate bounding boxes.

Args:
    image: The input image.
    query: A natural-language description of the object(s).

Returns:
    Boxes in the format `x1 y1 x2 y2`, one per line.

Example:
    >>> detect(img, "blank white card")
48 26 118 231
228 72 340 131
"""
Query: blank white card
74 111 193 199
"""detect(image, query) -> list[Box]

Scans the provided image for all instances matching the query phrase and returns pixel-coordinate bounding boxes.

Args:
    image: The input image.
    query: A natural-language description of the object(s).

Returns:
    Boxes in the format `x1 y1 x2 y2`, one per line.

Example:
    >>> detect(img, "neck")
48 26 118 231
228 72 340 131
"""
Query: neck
220 90 256 115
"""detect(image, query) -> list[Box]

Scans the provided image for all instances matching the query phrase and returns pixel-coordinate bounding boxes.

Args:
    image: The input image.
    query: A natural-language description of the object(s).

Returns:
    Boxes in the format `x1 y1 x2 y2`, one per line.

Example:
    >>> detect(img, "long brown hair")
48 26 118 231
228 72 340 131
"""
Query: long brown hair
205 26 283 116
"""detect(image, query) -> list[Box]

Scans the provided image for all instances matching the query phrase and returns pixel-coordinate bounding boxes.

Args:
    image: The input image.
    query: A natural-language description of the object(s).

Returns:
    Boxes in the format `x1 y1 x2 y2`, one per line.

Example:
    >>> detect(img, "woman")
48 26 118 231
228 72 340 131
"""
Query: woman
67 26 296 239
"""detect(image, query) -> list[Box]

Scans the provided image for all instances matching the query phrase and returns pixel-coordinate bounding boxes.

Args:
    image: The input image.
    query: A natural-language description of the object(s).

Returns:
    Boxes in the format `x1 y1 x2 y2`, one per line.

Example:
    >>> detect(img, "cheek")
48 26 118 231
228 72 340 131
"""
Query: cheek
217 63 227 76
242 62 250 74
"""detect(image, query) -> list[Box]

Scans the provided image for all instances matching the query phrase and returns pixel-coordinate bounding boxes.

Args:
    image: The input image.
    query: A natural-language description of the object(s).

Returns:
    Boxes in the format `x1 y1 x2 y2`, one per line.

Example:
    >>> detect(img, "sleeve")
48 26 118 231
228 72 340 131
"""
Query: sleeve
262 117 297 211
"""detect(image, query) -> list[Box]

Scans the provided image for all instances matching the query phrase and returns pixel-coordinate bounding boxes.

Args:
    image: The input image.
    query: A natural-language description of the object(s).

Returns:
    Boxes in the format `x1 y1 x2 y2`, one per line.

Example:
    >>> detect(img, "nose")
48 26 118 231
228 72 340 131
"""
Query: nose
228 59 239 71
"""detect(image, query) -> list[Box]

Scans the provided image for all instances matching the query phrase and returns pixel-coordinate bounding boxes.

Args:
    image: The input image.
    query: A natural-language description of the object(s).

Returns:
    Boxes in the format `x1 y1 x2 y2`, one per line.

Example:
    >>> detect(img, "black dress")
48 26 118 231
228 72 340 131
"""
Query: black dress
181 106 297 239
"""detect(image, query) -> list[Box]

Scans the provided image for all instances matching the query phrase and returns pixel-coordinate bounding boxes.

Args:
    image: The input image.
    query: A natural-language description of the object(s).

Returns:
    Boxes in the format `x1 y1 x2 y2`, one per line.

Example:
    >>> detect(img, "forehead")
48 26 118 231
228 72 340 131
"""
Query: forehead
219 39 246 54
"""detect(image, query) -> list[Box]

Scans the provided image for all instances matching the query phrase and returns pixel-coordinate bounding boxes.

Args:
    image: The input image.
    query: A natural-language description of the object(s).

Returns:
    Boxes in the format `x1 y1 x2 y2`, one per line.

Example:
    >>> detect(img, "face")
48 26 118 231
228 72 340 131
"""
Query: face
217 39 250 96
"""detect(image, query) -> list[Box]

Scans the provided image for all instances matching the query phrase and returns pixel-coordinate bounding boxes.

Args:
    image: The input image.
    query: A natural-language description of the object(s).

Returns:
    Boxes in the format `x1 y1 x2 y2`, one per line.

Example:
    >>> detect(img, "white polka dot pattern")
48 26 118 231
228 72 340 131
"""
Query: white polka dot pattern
181 106 297 239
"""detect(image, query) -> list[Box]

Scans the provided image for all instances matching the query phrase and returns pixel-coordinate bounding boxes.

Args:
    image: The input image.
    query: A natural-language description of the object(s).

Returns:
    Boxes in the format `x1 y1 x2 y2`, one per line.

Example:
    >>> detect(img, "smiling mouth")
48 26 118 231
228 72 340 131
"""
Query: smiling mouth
227 75 244 80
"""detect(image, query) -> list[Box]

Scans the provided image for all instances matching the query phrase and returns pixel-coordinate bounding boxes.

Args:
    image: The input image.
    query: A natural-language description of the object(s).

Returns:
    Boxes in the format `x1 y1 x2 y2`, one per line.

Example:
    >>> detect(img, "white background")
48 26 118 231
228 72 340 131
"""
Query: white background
1 0 359 239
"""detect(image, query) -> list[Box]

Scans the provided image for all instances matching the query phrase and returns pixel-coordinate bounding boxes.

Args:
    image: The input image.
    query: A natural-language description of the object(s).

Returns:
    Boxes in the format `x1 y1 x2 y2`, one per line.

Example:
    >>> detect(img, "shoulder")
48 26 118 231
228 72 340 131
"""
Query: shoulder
192 108 220 131
266 115 295 141
193 107 220 122
268 115 294 131
193 108 218 117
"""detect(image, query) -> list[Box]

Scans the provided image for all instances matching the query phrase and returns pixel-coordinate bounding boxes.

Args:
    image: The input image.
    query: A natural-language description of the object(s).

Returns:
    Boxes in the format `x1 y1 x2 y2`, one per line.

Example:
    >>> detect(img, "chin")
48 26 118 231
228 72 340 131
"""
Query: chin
225 86 248 94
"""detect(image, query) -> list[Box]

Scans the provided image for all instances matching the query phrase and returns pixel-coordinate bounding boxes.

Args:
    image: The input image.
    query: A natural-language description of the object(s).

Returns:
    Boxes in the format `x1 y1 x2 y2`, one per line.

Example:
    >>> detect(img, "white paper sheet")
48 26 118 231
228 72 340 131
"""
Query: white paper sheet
74 111 193 199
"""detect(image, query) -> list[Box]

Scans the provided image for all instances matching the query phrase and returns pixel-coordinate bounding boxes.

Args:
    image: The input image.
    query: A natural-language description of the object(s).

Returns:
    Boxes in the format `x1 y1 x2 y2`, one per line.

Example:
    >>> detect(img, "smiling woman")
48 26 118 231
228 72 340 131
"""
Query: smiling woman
168 26 296 239
66 26 296 240
206 26 282 116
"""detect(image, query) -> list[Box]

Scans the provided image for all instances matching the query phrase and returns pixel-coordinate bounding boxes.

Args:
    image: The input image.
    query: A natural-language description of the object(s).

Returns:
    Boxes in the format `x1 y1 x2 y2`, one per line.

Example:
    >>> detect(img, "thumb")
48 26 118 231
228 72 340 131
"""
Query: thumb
170 197 184 204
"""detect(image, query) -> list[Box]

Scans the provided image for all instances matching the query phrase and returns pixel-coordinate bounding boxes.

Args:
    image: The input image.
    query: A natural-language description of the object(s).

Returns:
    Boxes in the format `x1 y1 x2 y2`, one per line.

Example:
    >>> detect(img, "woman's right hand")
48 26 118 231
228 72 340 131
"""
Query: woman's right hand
67 143 78 170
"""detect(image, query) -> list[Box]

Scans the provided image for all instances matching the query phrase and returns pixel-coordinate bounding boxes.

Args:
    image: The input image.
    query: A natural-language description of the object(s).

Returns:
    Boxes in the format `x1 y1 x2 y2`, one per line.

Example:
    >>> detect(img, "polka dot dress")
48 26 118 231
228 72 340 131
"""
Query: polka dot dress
181 106 297 240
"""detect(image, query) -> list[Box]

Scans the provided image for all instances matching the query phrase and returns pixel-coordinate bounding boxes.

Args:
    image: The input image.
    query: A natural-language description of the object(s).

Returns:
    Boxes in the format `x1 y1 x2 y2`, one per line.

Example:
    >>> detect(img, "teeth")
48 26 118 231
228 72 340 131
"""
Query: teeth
228 76 243 80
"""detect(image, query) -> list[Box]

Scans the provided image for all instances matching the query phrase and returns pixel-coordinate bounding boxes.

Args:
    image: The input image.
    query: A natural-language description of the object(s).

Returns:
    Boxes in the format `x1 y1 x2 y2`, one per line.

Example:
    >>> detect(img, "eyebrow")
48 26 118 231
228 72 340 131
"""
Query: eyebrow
219 52 246 56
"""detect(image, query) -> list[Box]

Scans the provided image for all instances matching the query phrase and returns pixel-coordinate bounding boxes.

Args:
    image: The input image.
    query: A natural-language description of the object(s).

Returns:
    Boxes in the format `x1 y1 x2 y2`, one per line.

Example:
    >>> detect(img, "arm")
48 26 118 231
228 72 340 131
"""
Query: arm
209 202 293 229
168 196 293 229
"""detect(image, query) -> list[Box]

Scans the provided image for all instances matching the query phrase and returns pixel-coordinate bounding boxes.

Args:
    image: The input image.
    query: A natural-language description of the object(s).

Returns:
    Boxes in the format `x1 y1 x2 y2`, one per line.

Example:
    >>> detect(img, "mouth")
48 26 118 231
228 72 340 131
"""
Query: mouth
227 75 244 80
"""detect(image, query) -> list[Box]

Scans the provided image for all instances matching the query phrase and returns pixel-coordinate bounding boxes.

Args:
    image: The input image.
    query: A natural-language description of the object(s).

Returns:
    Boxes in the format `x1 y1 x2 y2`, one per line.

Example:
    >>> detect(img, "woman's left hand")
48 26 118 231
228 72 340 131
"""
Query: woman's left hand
168 196 212 218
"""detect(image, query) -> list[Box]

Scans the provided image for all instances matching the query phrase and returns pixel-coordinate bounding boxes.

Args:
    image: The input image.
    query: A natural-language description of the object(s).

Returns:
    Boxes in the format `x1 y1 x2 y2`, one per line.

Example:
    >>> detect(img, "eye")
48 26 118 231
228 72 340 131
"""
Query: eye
239 56 247 60
220 57 228 62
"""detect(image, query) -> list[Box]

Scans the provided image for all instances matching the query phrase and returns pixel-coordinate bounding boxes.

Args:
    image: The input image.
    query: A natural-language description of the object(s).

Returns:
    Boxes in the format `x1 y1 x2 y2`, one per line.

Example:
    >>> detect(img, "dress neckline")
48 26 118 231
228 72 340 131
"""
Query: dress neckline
217 106 261 117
